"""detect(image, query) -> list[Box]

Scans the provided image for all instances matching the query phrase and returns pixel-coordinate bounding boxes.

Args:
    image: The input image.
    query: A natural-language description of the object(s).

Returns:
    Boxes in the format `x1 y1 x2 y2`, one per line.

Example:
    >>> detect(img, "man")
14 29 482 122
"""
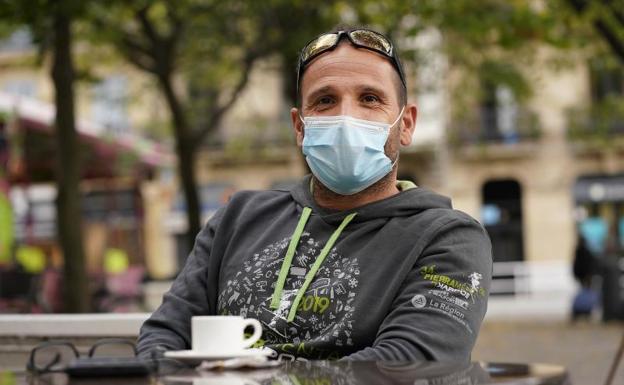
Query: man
137 27 492 362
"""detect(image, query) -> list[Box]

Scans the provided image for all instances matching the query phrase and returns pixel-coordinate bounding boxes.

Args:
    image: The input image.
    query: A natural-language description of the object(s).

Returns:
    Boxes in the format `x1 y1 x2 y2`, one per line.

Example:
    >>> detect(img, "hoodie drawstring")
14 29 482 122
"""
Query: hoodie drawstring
270 207 357 322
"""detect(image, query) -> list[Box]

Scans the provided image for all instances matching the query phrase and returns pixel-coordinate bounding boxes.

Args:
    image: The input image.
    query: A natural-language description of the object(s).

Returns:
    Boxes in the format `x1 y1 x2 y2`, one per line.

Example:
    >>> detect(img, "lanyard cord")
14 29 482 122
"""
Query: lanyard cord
269 207 357 323
287 212 356 322
270 207 312 310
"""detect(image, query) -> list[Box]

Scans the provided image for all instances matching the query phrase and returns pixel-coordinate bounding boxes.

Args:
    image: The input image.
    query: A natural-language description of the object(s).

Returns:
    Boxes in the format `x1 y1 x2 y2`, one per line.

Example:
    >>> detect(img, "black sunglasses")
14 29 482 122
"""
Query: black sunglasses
296 29 407 93
26 339 145 375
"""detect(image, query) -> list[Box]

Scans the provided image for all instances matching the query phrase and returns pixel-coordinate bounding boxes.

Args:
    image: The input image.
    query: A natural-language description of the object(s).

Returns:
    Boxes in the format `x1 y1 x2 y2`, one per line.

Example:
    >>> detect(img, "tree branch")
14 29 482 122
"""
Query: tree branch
567 0 588 12
120 35 157 73
119 32 153 59
90 11 158 73
594 18 624 64
599 0 624 29
136 5 161 46
193 52 259 143
131 4 179 79
163 1 184 61
567 0 624 64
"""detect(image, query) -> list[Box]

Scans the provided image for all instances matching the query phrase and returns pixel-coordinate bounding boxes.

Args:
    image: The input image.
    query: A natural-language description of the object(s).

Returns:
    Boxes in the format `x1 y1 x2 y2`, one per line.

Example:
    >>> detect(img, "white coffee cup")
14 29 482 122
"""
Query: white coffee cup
192 316 262 354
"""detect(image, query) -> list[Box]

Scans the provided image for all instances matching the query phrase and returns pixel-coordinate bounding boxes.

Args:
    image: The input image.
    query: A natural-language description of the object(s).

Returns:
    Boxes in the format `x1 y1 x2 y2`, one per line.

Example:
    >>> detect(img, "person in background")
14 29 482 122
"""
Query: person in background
571 234 597 320
573 234 595 289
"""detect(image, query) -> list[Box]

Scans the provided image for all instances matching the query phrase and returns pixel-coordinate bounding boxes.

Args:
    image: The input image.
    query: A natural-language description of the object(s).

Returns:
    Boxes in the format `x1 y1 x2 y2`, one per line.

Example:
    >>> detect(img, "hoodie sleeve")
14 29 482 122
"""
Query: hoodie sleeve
136 208 225 359
344 215 492 362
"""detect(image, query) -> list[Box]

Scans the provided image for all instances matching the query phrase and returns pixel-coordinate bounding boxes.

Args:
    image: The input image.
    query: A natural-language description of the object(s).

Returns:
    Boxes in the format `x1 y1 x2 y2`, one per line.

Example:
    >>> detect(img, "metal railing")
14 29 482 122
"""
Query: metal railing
490 260 575 296
449 107 541 146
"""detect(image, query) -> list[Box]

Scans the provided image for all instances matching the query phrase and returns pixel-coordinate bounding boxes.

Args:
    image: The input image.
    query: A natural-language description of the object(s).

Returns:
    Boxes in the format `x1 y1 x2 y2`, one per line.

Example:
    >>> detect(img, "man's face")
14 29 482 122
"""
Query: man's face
291 42 416 161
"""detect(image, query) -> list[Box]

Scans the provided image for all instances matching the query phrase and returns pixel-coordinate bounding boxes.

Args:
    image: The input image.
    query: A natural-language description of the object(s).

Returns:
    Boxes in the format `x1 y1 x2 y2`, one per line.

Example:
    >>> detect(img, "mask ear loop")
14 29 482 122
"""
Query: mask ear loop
389 105 406 167
297 113 308 147
389 105 406 130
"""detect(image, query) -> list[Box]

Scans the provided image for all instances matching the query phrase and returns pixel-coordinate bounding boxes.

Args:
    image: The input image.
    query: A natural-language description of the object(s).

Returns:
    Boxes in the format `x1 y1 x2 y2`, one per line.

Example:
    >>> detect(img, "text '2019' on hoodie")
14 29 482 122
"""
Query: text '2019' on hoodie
137 175 492 362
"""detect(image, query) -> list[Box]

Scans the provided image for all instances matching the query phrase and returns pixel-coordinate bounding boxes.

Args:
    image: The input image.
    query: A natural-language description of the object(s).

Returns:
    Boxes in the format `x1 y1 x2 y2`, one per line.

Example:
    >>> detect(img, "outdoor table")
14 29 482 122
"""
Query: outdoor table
4 360 570 385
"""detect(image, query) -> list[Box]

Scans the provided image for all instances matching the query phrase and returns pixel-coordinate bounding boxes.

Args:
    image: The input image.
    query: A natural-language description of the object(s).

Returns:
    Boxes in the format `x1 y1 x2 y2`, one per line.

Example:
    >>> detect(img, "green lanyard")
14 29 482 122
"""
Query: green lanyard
270 207 357 322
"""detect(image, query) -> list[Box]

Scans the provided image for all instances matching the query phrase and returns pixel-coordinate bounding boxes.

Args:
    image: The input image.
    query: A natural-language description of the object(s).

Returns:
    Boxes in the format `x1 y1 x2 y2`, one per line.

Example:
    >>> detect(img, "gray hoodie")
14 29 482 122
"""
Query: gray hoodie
137 175 492 361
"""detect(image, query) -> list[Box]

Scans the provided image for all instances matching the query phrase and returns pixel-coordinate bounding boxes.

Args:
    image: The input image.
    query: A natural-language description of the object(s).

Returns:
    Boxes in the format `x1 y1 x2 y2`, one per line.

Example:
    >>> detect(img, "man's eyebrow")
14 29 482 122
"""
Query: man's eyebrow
306 86 334 102
358 85 389 98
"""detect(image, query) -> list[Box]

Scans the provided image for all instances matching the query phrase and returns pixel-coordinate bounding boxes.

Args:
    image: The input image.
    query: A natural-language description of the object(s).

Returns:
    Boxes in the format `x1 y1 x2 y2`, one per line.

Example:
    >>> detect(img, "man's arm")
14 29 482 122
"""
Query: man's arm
344 216 492 361
136 208 224 358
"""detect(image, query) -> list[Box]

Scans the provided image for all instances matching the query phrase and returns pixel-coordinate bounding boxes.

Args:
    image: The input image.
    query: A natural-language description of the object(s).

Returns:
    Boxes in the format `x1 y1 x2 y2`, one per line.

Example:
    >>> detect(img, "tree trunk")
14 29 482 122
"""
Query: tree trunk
51 3 89 312
159 74 202 247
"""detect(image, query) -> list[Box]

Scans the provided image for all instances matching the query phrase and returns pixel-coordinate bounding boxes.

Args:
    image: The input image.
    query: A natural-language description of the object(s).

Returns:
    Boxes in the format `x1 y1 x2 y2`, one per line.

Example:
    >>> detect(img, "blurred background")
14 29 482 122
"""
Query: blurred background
0 0 623 383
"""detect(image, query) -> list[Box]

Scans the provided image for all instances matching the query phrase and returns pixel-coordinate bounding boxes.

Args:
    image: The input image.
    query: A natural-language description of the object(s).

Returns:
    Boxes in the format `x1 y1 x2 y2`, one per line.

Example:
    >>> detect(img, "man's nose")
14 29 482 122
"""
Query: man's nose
338 98 359 117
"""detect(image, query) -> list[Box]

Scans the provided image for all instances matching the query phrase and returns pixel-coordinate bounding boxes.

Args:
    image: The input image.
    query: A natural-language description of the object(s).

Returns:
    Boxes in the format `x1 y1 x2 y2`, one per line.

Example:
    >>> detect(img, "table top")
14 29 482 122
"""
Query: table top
3 360 570 385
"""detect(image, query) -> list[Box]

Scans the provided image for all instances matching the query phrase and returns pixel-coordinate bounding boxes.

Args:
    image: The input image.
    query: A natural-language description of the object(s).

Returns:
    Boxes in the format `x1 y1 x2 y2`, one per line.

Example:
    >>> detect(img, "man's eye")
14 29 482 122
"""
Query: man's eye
362 94 379 103
318 96 334 105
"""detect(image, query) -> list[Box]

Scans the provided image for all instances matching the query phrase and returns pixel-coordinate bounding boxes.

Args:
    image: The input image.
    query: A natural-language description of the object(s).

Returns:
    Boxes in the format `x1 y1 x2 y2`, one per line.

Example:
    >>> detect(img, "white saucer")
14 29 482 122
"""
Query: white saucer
164 348 272 363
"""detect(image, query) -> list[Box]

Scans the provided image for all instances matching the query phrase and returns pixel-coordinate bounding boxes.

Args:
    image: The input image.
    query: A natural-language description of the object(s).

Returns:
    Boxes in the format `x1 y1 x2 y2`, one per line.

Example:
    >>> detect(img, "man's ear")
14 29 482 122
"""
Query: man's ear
399 103 417 146
291 107 304 146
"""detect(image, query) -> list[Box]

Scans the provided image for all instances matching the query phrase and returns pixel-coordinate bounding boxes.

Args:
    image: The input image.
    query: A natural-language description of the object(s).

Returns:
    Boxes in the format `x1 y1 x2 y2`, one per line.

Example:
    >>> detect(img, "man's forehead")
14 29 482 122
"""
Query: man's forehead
300 43 396 95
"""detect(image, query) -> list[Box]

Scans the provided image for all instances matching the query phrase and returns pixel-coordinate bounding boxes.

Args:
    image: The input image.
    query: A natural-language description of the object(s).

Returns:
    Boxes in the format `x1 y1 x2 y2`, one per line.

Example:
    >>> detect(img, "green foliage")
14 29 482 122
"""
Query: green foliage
0 0 90 60
562 0 624 62
342 0 584 118
2 0 624 150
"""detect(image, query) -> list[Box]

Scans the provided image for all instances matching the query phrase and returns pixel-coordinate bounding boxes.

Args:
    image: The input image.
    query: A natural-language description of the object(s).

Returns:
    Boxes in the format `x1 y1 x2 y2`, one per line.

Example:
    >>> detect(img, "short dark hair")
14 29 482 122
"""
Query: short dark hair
296 25 407 107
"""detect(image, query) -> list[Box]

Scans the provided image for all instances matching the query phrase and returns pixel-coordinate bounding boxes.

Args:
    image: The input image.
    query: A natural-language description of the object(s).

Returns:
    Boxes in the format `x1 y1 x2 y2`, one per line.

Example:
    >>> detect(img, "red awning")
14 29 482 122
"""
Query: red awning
0 92 174 182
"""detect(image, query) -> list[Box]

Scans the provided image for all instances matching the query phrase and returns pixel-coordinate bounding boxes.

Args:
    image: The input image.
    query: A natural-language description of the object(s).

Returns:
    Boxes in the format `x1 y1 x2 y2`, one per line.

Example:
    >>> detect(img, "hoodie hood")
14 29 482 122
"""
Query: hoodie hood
290 174 452 225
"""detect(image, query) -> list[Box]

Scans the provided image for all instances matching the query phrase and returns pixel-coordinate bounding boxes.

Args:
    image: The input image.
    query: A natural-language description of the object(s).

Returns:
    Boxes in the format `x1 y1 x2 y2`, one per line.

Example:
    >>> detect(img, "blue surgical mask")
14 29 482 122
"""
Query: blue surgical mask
301 108 404 195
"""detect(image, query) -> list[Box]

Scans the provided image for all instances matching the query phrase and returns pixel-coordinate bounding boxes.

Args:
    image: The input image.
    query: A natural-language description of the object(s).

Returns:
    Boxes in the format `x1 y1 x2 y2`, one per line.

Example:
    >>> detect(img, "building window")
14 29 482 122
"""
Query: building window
0 28 34 53
567 58 624 139
91 75 129 135
451 76 539 146
480 84 520 143
2 79 37 98
590 57 624 103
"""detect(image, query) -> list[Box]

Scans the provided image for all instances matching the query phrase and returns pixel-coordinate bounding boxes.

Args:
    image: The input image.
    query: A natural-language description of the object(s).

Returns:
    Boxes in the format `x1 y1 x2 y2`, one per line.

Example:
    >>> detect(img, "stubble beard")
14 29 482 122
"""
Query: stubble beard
312 164 397 203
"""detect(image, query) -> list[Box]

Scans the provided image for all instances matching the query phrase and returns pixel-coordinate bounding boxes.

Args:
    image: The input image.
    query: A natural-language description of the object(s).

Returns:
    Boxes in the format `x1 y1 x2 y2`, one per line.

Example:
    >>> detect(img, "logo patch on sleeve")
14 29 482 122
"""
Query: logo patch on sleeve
412 265 488 334
411 294 427 308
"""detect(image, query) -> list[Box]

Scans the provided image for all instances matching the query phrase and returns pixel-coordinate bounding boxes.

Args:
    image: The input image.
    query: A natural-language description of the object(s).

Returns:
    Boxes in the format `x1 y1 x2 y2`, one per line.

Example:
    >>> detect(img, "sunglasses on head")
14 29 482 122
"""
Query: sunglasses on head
296 29 407 93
